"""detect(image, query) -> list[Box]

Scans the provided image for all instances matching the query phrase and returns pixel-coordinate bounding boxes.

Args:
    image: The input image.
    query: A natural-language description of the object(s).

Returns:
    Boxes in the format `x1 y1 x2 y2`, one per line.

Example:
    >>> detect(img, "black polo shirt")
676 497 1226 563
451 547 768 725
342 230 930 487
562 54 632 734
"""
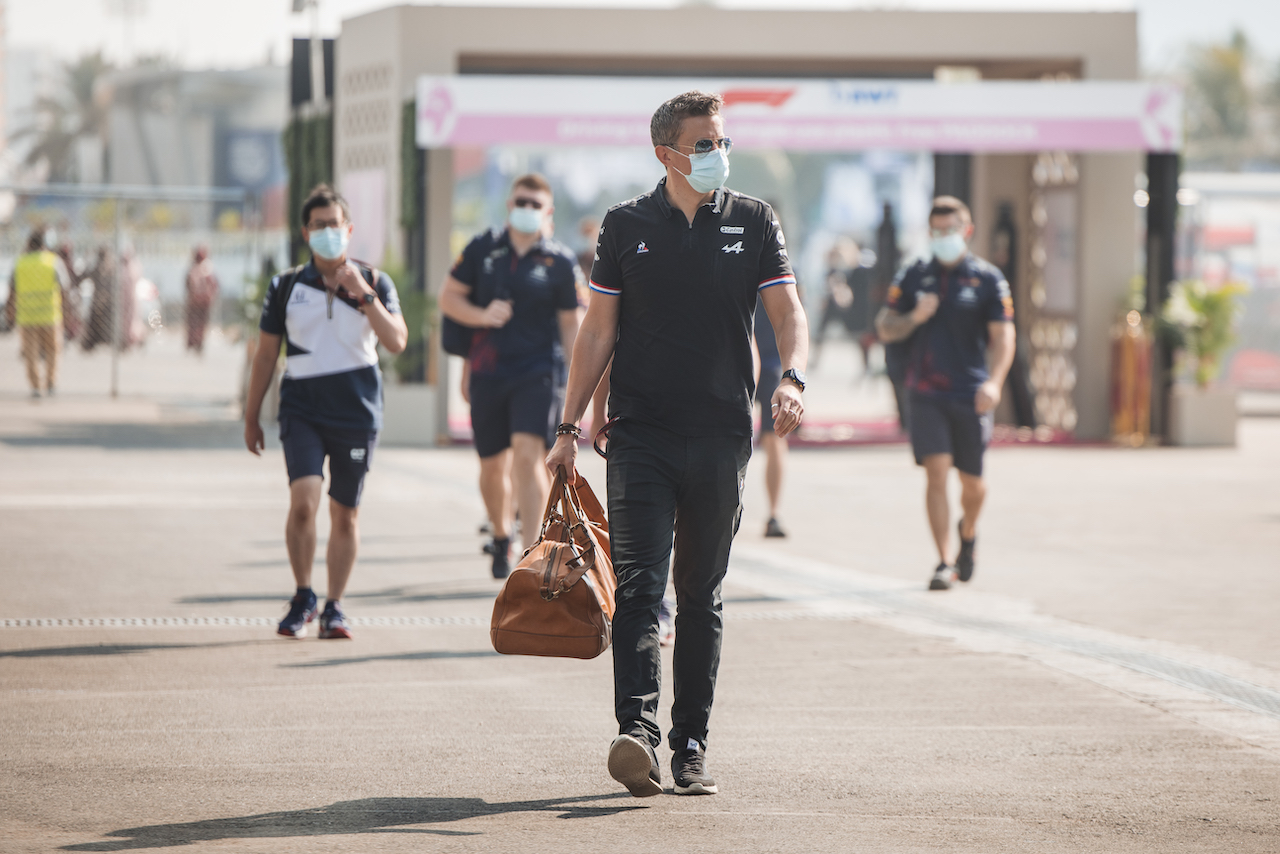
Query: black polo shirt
450 228 581 379
589 179 796 437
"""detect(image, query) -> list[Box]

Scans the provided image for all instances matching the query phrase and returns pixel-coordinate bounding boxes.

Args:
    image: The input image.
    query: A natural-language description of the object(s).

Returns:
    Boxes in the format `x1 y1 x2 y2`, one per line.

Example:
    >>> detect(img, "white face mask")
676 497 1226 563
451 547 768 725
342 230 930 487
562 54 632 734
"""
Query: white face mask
930 232 967 264
671 146 730 194
308 226 349 260
509 206 544 235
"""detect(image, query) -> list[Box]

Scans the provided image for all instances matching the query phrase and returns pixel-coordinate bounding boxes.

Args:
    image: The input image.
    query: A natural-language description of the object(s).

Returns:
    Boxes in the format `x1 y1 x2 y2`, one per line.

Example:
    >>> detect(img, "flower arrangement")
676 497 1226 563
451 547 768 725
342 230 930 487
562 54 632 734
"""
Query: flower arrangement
1161 280 1246 388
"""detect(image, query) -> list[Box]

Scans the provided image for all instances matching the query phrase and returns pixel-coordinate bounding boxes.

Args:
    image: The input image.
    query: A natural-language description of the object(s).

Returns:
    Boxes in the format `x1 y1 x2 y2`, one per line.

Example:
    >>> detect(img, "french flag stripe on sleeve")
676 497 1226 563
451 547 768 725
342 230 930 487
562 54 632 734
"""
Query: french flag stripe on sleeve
758 275 796 291
588 280 621 296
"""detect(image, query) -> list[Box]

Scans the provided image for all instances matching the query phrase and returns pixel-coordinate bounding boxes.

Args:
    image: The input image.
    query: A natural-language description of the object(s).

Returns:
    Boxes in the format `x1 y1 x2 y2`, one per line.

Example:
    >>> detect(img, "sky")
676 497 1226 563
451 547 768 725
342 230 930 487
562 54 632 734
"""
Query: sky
5 0 1280 74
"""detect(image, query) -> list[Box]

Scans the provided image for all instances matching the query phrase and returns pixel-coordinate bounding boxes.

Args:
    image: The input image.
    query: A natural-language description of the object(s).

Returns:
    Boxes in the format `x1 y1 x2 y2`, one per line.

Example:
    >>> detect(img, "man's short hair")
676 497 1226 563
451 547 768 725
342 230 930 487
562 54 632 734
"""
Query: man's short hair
929 196 972 226
511 173 553 197
650 90 724 147
300 184 351 228
25 228 46 252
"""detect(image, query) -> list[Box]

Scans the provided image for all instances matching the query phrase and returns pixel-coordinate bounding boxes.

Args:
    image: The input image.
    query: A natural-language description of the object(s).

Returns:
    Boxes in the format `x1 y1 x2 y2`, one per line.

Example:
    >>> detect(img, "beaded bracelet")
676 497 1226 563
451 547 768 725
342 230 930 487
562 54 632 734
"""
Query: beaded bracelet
555 423 582 438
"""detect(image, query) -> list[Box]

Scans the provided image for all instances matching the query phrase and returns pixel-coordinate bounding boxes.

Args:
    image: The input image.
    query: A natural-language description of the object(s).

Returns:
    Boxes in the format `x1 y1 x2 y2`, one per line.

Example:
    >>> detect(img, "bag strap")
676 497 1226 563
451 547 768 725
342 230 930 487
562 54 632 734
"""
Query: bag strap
594 416 621 459
571 470 609 533
538 539 598 601
278 264 305 310
274 265 306 350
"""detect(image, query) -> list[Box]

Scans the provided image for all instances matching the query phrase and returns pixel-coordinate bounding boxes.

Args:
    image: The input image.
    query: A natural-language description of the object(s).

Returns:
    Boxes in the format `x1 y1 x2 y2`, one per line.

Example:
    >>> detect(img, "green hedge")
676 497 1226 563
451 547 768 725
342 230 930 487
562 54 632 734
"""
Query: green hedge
284 112 334 262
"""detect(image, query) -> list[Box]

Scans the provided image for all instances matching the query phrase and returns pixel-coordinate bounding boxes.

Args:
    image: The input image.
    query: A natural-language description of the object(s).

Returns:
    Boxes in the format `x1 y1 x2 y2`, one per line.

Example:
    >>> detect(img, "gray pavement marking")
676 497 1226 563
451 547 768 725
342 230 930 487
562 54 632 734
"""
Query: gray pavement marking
0 611 877 630
729 544 1280 750
0 616 488 628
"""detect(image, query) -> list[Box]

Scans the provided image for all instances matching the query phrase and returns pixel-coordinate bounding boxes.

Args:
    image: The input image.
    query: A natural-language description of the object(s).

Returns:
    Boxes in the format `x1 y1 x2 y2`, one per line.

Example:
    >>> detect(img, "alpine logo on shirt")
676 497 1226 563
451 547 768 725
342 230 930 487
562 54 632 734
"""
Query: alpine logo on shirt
721 241 745 254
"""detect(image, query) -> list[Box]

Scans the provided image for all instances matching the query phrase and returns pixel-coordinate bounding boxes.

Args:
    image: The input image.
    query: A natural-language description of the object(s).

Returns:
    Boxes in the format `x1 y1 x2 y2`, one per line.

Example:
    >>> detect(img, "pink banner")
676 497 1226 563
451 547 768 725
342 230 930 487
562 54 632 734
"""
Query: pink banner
450 115 1152 153
418 77 1183 152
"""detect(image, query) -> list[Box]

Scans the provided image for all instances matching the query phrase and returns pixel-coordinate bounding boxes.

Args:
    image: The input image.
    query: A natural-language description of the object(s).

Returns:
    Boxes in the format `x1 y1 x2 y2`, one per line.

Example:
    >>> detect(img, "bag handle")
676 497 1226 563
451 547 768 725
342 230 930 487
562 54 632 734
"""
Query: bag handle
533 466 592 549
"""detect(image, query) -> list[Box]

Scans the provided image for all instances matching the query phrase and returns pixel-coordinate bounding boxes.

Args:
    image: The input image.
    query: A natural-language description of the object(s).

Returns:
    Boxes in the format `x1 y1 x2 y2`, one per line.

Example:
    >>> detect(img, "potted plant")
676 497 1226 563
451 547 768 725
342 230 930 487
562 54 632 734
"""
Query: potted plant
1161 280 1245 447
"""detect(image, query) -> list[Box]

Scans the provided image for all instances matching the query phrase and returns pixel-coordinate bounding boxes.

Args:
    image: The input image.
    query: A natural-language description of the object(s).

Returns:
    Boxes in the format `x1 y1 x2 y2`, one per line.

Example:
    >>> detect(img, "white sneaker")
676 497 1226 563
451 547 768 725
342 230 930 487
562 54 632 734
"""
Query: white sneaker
928 563 954 591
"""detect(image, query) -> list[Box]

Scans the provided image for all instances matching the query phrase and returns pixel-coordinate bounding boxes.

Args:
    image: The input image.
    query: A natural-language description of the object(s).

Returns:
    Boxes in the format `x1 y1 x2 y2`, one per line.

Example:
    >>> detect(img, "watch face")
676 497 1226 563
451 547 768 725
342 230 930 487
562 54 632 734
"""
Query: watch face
363 292 376 304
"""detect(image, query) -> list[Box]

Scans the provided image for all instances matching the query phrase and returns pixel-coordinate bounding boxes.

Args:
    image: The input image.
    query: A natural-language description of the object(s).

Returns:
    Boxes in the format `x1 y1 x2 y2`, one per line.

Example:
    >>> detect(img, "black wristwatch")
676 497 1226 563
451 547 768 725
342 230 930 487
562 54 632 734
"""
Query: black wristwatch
361 292 376 305
781 368 806 392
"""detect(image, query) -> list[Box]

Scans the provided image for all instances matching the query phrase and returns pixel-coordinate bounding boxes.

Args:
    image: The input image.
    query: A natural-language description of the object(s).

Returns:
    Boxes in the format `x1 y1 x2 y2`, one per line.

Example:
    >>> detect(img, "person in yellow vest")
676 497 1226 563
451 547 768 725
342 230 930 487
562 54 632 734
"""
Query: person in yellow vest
7 229 70 397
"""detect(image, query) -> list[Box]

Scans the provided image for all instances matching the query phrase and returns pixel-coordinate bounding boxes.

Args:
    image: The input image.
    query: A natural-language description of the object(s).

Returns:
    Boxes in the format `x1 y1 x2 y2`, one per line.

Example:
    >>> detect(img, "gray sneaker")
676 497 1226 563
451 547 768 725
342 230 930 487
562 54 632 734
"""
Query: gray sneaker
928 563 954 591
608 733 662 797
671 738 718 795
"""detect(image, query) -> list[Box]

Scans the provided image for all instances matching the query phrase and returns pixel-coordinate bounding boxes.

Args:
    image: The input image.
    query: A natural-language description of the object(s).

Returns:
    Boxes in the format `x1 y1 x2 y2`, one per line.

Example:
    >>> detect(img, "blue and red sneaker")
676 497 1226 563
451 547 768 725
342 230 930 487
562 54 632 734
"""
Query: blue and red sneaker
319 600 353 640
277 589 319 638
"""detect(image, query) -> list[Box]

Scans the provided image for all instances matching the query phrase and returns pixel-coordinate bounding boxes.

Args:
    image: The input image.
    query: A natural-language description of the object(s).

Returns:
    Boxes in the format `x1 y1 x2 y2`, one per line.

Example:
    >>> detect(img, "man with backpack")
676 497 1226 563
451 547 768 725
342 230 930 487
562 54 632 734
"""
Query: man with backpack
244 184 407 639
440 174 582 579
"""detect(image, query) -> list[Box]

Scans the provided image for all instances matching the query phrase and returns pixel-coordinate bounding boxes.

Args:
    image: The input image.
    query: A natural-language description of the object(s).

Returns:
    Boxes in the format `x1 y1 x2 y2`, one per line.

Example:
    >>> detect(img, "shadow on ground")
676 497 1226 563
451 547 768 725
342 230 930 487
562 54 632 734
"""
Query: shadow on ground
62 794 641 850
178 587 494 606
0 641 265 658
282 649 501 668
230 554 483 569
0 421 244 449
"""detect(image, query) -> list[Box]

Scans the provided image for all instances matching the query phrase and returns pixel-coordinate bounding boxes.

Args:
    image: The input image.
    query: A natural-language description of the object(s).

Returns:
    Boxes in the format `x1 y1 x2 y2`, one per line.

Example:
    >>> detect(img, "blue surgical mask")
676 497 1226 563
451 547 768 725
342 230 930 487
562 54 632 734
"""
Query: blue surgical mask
508 206 544 235
308 226 349 260
672 147 730 194
930 232 967 264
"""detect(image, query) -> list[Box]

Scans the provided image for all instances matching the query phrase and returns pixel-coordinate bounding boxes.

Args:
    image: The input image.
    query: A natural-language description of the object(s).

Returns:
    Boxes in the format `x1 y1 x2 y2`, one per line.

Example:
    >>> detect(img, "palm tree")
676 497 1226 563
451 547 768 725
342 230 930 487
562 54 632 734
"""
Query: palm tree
12 52 113 183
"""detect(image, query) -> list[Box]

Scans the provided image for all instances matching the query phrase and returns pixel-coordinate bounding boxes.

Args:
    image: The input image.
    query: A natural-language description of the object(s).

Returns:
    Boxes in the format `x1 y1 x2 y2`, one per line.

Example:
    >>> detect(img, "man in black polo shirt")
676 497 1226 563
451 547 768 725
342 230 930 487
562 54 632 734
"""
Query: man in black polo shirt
546 91 809 798
441 174 581 578
245 184 408 639
875 196 1015 592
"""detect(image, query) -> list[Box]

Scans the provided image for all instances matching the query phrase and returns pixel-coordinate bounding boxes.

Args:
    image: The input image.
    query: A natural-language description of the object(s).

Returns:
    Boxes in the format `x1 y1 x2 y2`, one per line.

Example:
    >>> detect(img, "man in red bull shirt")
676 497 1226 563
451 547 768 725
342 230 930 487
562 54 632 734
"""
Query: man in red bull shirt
876 196 1015 592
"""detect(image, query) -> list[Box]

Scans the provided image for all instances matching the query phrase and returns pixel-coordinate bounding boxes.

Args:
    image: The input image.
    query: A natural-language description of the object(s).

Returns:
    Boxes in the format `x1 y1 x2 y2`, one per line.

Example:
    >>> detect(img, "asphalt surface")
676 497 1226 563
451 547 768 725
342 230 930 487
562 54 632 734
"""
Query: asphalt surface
2 390 1279 853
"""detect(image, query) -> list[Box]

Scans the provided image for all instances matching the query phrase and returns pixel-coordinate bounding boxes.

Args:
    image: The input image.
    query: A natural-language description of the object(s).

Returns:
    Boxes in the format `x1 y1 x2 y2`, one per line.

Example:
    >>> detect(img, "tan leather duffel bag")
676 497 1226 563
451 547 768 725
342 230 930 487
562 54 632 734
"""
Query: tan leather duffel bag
490 468 616 659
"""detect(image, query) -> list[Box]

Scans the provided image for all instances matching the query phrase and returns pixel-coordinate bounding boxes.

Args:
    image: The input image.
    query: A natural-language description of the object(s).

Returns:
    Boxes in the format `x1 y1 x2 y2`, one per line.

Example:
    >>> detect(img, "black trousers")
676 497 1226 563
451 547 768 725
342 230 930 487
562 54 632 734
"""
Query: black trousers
605 418 752 751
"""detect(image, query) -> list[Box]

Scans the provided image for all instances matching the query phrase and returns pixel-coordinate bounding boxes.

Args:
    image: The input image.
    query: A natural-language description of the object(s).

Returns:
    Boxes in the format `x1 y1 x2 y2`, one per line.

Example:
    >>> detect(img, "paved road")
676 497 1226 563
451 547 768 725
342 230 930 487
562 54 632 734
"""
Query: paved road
2 394 1278 852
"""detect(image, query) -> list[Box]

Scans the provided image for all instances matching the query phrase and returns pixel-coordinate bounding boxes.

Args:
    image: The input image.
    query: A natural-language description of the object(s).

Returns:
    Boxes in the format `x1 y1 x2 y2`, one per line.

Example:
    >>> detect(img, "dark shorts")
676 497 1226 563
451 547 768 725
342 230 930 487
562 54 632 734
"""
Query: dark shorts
469 369 563 459
756 360 782 434
909 392 993 477
279 414 378 508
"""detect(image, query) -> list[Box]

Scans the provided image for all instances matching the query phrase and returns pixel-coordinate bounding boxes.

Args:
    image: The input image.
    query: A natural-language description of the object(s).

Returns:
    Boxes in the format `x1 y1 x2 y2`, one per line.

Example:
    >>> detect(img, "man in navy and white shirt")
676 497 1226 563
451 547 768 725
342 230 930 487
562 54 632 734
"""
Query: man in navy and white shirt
546 91 809 799
244 184 407 640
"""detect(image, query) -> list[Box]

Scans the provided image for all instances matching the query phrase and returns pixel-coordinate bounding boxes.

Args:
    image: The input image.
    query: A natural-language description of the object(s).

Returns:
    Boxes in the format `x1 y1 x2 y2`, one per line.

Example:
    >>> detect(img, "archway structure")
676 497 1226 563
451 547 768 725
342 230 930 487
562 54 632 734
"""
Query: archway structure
335 3 1159 443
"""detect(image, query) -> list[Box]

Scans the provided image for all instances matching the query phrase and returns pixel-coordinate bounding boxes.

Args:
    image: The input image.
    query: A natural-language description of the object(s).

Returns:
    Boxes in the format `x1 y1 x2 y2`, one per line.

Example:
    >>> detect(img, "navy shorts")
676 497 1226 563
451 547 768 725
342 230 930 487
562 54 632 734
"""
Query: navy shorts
756 360 782 434
279 414 378 508
908 392 993 477
469 370 563 459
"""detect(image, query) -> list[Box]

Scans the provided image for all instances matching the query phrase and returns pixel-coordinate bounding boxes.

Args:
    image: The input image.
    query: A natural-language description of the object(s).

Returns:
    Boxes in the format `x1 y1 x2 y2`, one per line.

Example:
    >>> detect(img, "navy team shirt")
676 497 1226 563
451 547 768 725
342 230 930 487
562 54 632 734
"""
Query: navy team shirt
886 253 1014 400
449 228 581 379
259 261 401 431
588 179 796 437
